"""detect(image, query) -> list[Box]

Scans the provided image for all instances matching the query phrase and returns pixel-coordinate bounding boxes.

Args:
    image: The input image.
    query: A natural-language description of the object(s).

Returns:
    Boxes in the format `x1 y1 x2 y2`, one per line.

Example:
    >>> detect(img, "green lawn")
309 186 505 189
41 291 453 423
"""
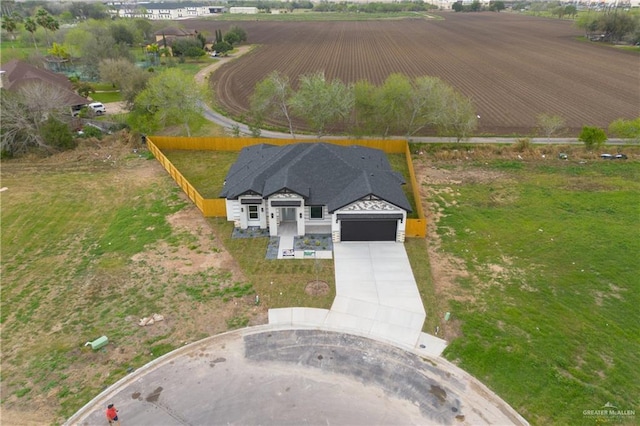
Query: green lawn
208 218 336 310
424 157 640 424
91 91 123 103
0 41 37 65
162 150 237 198
3 139 638 424
0 151 261 422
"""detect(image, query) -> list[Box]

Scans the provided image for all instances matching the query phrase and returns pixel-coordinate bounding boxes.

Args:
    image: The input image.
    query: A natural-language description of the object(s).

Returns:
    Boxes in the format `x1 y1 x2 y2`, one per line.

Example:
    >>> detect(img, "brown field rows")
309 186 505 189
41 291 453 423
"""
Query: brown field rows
191 13 639 136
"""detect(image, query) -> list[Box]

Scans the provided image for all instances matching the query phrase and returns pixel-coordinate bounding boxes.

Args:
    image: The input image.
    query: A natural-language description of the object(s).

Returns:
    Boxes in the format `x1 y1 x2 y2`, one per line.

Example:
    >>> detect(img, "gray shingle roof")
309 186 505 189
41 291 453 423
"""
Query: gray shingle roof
220 143 411 213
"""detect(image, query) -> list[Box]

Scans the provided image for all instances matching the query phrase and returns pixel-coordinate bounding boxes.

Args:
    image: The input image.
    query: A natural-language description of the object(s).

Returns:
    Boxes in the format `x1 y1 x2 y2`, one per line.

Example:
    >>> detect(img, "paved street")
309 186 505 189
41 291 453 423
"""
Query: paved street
66 327 528 426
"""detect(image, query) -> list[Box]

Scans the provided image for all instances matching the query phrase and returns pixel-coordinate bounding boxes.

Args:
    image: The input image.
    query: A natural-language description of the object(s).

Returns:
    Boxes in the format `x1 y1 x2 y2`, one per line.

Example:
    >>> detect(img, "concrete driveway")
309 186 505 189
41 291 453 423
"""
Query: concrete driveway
270 242 447 356
328 242 427 345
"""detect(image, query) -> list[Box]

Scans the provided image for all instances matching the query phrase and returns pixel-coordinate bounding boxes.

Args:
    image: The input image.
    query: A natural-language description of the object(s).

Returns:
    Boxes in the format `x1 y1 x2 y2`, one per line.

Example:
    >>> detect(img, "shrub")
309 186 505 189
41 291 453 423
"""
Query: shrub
40 117 75 151
608 118 640 142
578 126 607 151
513 137 531 152
80 125 103 140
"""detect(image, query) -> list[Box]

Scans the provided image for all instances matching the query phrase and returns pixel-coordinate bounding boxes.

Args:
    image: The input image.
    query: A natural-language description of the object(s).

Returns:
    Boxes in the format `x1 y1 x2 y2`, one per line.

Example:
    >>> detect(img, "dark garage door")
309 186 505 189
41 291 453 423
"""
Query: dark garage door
341 220 397 241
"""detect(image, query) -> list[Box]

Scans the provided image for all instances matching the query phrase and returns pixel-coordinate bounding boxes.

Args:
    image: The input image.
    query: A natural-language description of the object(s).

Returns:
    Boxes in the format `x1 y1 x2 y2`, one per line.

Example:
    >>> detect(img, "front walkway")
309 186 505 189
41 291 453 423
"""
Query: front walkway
269 242 447 357
275 222 333 259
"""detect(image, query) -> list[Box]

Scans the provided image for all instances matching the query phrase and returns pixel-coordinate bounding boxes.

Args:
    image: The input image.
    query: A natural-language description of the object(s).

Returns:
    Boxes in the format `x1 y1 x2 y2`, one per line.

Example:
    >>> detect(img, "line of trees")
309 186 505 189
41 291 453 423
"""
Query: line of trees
2 8 60 49
314 2 437 13
576 10 640 44
250 71 478 140
226 1 436 13
452 1 505 12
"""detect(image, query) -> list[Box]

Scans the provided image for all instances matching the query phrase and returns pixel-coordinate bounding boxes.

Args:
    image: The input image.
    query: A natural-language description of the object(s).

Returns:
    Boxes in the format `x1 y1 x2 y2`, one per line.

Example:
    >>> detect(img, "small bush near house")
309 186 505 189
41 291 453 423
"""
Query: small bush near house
41 117 76 151
79 126 103 140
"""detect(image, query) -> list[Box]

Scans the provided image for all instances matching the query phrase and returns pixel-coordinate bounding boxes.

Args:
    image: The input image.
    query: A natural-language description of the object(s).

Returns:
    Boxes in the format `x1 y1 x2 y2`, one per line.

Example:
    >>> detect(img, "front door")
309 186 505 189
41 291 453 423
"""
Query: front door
247 205 260 226
281 207 296 222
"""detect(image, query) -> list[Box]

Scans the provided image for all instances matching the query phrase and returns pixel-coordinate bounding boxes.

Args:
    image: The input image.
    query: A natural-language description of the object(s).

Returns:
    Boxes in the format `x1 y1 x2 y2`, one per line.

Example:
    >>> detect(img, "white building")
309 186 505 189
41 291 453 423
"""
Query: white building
229 7 259 14
108 2 225 20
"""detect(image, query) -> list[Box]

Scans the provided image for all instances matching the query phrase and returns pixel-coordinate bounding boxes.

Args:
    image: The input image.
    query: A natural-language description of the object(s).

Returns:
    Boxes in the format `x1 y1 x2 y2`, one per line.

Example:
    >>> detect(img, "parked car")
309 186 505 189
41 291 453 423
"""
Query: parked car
88 102 106 115
601 153 628 160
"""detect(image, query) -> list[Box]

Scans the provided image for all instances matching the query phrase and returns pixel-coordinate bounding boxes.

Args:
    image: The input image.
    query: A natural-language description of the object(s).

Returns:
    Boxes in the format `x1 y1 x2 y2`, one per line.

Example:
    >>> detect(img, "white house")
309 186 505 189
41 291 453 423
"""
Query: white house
221 143 412 243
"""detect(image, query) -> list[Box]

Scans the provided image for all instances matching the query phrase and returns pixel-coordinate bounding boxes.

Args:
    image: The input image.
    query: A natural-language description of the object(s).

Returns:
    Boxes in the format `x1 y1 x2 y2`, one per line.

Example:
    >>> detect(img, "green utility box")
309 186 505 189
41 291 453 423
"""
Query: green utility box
85 336 109 350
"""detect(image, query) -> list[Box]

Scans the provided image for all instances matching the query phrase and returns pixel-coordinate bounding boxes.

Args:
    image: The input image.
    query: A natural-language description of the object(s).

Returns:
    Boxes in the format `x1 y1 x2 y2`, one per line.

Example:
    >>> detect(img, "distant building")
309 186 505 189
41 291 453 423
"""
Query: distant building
153 26 198 44
108 2 225 20
229 6 259 14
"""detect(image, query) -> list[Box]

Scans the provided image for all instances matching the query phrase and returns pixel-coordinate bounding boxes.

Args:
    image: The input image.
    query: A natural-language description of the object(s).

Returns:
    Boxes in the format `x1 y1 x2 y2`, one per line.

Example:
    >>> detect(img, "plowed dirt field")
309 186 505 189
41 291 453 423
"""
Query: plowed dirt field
190 13 639 136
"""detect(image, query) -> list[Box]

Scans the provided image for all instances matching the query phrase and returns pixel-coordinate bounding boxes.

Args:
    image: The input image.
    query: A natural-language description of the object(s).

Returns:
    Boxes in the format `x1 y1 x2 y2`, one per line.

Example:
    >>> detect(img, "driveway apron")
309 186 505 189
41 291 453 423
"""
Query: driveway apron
325 242 427 348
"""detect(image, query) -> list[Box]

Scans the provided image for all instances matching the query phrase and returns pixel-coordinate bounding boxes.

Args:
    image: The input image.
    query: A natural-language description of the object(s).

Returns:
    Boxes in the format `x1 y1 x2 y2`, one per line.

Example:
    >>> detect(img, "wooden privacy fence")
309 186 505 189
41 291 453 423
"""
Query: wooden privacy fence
147 136 426 238
146 138 227 217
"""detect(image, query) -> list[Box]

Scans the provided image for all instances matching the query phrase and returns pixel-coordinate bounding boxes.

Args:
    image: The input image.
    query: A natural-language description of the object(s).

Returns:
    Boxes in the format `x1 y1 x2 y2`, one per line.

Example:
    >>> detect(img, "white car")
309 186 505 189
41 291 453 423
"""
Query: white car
88 102 106 115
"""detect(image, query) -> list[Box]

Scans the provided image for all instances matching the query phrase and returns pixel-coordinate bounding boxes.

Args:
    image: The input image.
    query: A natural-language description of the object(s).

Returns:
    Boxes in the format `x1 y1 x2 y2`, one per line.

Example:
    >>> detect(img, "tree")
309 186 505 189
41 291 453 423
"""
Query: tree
575 13 599 38
536 113 565 141
40 116 75 151
196 32 207 49
69 2 108 20
47 42 70 61
223 31 240 47
564 5 577 19
100 58 149 108
470 1 482 12
133 19 153 43
600 13 638 43
452 2 464 12
59 11 74 24
110 23 135 46
184 46 205 59
64 22 134 81
250 71 295 137
131 68 206 136
35 8 58 47
227 26 247 43
579 126 607 151
353 80 380 136
1 81 73 155
377 73 412 137
172 38 204 58
74 82 95 98
608 118 640 142
213 41 232 56
576 11 639 43
437 86 478 142
489 1 505 12
1 16 17 41
24 17 38 49
405 76 449 137
289 72 354 137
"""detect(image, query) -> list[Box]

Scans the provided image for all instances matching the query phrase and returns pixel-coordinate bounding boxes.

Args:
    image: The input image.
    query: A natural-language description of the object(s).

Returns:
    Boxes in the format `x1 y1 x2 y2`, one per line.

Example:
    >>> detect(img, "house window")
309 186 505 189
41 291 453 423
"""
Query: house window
248 205 259 220
310 206 323 219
